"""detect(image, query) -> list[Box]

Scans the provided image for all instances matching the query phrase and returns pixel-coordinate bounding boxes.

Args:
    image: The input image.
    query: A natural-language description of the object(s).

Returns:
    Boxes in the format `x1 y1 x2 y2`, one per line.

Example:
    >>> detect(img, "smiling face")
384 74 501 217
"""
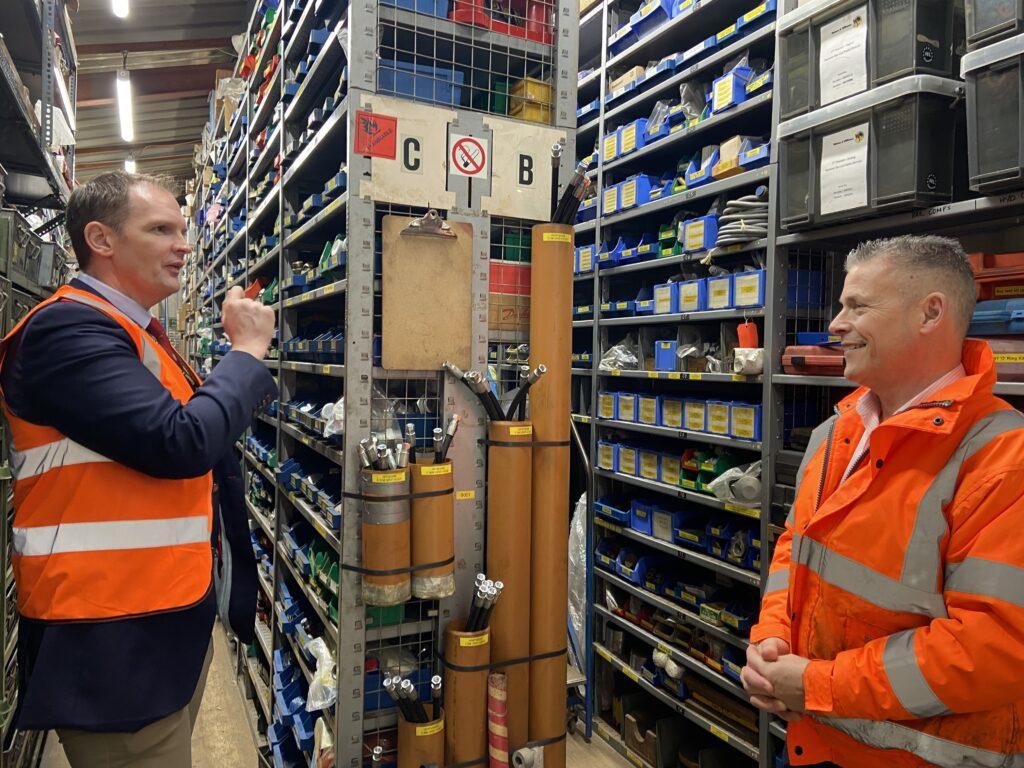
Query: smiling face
828 256 926 390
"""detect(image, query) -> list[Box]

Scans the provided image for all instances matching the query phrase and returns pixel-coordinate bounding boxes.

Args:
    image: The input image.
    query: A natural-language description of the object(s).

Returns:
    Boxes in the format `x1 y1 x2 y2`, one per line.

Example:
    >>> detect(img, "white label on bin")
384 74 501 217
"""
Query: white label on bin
603 134 618 161
732 406 756 439
819 6 868 106
662 400 683 427
639 398 658 424
685 402 706 432
598 445 615 469
679 282 701 311
713 76 735 113
820 122 869 216
684 220 706 251
620 181 637 208
619 396 636 421
661 458 681 485
599 394 615 419
734 273 762 306
621 124 637 153
652 511 674 542
709 405 730 434
619 448 637 474
640 453 659 479
654 285 673 314
709 279 731 308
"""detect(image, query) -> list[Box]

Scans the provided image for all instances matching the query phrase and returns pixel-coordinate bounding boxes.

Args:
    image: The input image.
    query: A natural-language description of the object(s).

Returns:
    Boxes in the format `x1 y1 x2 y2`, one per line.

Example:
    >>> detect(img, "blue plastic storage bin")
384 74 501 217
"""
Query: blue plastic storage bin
380 0 450 16
576 243 596 273
617 444 638 476
619 233 656 262
730 402 762 441
597 440 619 471
364 667 432 713
788 269 825 308
682 215 719 253
715 21 739 47
619 175 659 210
711 65 753 114
601 183 620 216
970 299 1024 335
707 401 731 435
706 274 734 309
637 393 660 425
680 36 716 65
595 496 631 524
631 498 656 535
660 397 685 429
630 0 673 38
659 452 682 486
638 448 660 481
685 148 720 187
610 236 640 263
684 399 707 433
377 59 464 107
608 20 639 55
618 119 648 156
616 392 637 422
746 67 774 95
576 197 597 223
597 390 617 420
739 140 771 169
733 269 766 308
677 278 708 312
654 340 678 370
616 550 653 585
578 98 600 123
649 507 683 542
654 282 679 314
595 537 623 570
601 130 620 164
736 0 777 30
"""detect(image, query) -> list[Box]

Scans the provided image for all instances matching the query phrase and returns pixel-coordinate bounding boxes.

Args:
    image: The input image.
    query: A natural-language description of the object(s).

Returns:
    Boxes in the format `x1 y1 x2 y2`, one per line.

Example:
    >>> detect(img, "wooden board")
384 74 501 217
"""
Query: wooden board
381 215 473 370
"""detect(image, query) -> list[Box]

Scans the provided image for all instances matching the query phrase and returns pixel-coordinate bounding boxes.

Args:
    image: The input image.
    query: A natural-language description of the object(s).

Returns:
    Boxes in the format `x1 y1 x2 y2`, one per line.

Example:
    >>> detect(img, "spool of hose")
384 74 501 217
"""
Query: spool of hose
512 747 544 768
410 460 455 599
360 467 412 606
527 224 572 768
444 619 490 766
487 421 533 752
398 711 445 768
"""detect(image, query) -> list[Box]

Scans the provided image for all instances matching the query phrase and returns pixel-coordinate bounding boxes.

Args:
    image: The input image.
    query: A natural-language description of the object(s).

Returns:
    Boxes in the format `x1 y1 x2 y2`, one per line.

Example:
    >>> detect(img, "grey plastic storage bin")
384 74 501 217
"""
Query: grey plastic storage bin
963 33 1024 191
966 0 1024 49
778 0 964 120
779 75 966 229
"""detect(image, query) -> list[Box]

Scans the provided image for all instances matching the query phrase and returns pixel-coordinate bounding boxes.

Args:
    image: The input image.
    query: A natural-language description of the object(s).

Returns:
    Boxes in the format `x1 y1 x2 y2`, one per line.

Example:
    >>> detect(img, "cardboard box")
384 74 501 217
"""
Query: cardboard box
489 294 530 333
580 0 601 13
609 66 645 93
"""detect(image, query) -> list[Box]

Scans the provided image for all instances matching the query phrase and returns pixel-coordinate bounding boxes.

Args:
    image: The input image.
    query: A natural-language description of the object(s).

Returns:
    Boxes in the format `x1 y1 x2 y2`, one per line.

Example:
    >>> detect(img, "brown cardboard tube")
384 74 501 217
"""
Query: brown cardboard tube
527 224 572 768
361 467 412 606
398 711 445 768
444 619 490 766
410 460 455 599
486 421 533 752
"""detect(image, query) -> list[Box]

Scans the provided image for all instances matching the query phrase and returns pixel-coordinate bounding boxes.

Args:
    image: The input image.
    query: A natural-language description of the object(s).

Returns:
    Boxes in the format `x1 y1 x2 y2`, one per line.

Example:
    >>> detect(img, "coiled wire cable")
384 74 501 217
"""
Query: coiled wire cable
710 186 769 252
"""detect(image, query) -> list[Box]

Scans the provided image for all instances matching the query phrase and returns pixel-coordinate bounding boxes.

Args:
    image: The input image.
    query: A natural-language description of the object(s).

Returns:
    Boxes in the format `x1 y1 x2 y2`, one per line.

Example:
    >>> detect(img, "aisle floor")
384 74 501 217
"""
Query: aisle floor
38 623 625 768
40 621 257 767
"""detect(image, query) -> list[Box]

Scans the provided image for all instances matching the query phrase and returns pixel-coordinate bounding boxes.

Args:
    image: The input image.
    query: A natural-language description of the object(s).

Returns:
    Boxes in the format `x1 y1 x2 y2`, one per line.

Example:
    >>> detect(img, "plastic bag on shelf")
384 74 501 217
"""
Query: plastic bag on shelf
321 397 345 438
646 99 672 135
599 334 641 371
733 348 764 375
313 717 335 768
678 80 707 121
707 461 762 507
306 637 338 711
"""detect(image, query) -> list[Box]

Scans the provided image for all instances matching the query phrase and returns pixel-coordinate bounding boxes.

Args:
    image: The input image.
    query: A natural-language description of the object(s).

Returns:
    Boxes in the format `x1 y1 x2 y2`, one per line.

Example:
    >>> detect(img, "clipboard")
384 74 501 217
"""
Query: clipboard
381 211 473 370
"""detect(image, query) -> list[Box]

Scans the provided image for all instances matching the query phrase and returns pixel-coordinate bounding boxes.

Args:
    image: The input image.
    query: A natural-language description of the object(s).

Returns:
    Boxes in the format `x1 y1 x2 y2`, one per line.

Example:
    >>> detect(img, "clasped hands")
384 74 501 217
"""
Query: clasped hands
740 637 811 723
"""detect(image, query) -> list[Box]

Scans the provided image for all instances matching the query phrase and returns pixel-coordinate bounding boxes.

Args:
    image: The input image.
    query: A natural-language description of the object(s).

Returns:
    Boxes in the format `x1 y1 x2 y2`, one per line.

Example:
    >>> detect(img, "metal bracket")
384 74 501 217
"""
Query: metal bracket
402 209 456 239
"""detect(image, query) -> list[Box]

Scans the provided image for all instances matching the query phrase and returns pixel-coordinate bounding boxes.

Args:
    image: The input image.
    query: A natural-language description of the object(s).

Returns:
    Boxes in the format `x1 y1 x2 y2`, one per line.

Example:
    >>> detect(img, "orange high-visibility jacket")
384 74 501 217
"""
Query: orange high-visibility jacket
754 340 1024 768
0 285 213 621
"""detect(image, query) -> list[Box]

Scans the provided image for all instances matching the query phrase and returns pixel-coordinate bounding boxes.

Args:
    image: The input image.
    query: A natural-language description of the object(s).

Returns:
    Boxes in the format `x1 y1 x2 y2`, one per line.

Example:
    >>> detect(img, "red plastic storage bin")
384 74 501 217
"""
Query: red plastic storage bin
782 345 846 376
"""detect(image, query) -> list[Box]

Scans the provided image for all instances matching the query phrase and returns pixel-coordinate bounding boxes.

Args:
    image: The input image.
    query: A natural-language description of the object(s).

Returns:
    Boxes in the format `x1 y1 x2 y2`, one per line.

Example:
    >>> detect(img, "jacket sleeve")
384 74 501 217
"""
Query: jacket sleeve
750 520 793 647
803 459 1024 719
5 303 278 480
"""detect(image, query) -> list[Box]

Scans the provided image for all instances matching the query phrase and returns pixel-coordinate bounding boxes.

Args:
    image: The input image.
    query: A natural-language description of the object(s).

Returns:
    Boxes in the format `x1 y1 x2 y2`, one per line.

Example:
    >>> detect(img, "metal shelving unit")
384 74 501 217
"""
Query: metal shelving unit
575 0 777 763
183 1 577 765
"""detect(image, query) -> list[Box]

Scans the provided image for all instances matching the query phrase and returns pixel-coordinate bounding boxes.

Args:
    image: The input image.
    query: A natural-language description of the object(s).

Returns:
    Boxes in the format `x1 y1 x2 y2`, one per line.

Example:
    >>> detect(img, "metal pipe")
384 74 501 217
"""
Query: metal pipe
431 674 443 721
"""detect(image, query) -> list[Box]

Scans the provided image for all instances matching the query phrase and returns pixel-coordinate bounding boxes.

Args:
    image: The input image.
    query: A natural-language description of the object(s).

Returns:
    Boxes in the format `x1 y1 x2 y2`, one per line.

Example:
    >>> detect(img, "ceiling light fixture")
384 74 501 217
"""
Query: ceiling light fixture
112 0 130 18
116 56 134 143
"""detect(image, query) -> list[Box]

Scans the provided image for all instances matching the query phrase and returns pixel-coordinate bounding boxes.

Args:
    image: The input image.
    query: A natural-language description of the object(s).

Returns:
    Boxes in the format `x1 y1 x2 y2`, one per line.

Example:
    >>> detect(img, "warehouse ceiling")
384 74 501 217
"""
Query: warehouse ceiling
71 0 253 192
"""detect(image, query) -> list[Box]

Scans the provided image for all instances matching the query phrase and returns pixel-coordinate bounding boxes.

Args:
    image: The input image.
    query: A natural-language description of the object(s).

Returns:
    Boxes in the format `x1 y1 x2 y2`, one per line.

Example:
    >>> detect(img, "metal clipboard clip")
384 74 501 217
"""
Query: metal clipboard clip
402 209 457 239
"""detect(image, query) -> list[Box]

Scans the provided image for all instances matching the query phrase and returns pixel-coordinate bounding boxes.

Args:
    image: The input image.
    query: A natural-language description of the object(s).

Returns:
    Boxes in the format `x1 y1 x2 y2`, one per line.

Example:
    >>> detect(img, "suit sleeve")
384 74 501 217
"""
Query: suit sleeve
750 519 793 647
5 303 278 480
802 452 1024 720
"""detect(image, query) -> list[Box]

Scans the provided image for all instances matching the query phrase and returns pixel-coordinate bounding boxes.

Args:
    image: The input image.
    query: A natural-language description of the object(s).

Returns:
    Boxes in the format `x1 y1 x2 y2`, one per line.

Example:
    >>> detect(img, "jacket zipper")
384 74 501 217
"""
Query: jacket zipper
814 415 838 513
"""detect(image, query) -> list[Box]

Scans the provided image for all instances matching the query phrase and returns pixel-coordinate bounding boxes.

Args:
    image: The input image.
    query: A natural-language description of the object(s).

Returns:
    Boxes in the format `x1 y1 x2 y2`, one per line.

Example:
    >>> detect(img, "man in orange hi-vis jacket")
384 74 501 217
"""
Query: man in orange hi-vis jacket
742 235 1024 768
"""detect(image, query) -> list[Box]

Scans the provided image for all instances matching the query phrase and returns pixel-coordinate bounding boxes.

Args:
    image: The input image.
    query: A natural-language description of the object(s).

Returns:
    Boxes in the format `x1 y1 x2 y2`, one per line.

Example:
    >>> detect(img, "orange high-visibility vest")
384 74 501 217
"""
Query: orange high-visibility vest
0 285 213 621
754 340 1024 768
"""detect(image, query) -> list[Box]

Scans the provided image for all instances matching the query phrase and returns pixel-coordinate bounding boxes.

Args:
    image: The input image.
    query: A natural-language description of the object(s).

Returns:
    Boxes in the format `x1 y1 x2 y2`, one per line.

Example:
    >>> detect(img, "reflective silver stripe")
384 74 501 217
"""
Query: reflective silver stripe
59 292 162 379
764 568 789 594
946 557 1024 609
903 409 1024 592
883 630 950 718
819 717 1024 768
12 516 210 556
9 438 111 480
792 533 947 618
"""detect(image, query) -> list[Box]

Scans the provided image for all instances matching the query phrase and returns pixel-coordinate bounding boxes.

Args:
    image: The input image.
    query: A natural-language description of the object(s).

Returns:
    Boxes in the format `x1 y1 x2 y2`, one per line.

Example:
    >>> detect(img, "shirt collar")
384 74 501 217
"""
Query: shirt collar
76 273 153 329
856 364 967 426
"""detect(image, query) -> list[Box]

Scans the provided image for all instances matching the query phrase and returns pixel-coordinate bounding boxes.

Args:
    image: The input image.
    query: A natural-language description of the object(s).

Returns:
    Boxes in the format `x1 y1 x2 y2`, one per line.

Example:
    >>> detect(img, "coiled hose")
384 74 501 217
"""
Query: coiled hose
711 186 769 250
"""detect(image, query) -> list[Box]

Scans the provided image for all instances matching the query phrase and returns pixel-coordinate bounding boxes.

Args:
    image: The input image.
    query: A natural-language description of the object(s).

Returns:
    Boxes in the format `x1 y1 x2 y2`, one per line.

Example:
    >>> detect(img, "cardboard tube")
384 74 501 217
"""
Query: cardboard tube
410 460 455 599
444 619 490 767
398 712 445 768
360 468 412 606
527 224 572 768
486 421 533 752
488 672 510 768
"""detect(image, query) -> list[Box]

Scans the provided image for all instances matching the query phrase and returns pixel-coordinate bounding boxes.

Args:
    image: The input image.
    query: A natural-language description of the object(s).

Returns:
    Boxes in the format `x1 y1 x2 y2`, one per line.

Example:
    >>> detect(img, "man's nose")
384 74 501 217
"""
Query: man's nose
829 310 850 336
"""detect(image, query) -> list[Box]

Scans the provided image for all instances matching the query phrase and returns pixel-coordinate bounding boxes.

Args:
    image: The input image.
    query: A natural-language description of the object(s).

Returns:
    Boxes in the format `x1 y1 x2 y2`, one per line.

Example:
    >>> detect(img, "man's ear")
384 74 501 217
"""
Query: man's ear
920 292 946 334
83 221 115 262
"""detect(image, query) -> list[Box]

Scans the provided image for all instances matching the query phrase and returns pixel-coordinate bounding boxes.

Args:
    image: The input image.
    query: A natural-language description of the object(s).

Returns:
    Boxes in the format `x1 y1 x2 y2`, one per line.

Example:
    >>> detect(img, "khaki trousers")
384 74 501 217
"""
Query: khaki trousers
56 640 214 768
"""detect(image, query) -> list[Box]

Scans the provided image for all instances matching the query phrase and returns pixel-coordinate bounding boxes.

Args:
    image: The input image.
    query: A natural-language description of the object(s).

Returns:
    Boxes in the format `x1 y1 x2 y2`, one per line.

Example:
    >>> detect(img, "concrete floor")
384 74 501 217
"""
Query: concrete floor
41 621 257 767
38 623 624 768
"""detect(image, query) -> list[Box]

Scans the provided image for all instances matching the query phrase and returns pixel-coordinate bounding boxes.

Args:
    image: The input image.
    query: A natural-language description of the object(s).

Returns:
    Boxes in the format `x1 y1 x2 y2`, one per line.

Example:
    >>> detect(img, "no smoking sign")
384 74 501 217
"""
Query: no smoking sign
449 133 490 180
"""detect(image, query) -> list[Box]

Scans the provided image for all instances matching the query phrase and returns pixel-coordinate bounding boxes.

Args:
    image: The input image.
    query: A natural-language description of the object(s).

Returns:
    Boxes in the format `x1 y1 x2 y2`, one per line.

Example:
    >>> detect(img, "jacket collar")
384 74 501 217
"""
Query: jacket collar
835 339 996 430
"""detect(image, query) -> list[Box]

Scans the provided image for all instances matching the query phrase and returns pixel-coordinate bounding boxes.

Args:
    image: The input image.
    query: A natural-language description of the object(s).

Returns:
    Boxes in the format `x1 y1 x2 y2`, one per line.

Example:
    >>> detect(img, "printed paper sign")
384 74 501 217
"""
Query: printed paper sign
449 133 490 179
819 6 868 106
820 122 869 215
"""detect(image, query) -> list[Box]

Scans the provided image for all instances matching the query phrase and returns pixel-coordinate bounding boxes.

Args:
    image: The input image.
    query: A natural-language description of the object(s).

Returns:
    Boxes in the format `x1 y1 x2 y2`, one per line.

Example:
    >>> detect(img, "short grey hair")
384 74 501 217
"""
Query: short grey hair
845 235 976 335
66 171 177 270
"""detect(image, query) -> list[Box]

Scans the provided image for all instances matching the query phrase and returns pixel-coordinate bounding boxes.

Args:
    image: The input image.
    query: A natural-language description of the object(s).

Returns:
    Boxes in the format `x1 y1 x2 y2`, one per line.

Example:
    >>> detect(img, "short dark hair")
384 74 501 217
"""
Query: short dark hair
66 171 176 270
845 235 977 335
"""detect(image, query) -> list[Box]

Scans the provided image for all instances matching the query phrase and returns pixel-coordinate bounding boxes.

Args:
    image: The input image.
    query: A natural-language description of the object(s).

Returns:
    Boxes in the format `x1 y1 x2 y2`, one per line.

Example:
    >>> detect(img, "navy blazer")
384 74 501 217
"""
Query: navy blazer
1 278 277 732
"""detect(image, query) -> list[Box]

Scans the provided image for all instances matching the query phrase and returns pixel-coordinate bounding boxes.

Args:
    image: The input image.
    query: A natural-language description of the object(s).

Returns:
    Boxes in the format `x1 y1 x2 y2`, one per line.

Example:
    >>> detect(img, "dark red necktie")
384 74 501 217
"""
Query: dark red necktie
147 317 202 389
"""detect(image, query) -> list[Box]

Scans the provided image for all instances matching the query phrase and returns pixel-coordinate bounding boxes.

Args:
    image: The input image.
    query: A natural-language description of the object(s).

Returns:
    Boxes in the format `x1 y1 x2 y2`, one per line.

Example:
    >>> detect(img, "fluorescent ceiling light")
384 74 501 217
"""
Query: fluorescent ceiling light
116 69 134 143
112 0 130 17
124 156 137 174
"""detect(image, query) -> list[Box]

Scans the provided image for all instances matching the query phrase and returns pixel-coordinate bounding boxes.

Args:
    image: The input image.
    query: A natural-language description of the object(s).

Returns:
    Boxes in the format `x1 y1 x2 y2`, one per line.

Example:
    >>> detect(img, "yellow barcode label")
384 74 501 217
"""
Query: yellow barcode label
668 372 681 380
416 722 444 736
421 464 452 476
509 425 533 436
690 373 703 381
710 725 730 742
542 232 573 243
371 471 406 483
994 286 1024 297
456 490 476 500
995 353 1024 363
743 2 767 21
461 634 489 647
